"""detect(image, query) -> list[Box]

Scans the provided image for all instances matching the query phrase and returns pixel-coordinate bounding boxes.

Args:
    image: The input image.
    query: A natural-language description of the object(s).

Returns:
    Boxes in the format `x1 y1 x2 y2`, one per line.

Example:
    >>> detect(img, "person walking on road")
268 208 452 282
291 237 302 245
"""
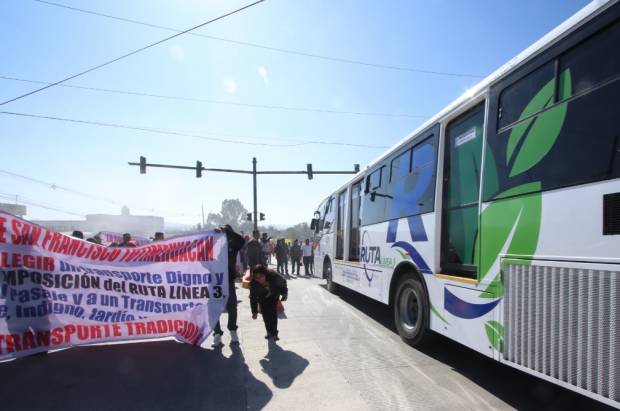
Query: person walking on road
213 225 245 347
275 239 288 275
261 233 271 265
290 239 302 276
302 239 313 277
250 265 288 341
267 239 274 265
310 240 316 276
245 230 265 273
281 240 290 276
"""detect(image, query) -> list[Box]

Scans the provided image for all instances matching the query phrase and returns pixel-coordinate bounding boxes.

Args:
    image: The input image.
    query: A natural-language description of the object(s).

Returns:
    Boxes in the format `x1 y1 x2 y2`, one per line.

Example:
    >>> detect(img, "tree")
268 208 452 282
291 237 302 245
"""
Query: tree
282 222 314 241
205 199 253 232
205 198 314 239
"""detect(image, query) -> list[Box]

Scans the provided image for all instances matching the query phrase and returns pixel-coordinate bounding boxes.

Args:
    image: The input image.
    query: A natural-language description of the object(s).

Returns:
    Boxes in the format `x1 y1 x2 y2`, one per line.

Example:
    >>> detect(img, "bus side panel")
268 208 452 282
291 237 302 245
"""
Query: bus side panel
331 213 438 305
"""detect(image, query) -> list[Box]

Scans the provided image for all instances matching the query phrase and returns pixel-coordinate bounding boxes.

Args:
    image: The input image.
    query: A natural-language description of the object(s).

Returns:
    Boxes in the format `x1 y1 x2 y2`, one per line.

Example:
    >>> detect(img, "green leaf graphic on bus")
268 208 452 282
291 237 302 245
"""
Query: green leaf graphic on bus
475 182 542 295
481 275 504 298
507 69 571 177
484 320 504 352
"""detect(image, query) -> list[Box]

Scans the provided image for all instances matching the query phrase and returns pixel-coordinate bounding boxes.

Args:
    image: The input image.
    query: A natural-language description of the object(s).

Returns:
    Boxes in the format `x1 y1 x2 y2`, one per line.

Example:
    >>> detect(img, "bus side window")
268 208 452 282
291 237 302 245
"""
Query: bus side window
385 134 438 221
323 196 335 232
486 18 620 201
361 166 387 226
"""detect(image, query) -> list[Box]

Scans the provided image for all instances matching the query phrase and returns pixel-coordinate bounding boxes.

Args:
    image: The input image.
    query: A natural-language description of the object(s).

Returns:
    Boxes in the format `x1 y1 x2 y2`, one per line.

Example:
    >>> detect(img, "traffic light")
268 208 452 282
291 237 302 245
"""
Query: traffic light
354 164 360 173
307 163 313 180
260 212 265 221
196 161 202 178
246 213 252 221
139 156 147 174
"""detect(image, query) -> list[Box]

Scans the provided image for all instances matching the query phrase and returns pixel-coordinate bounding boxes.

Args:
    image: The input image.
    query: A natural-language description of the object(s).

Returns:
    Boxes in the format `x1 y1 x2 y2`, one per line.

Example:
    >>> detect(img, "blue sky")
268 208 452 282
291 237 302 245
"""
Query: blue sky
0 0 590 227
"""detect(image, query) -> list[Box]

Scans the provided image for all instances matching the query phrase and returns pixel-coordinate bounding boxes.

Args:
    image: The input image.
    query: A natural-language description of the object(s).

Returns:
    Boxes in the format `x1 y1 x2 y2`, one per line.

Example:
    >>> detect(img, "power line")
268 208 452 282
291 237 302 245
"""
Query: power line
33 0 484 79
0 169 115 205
0 110 390 149
0 0 265 106
0 191 86 218
0 170 201 219
0 75 428 119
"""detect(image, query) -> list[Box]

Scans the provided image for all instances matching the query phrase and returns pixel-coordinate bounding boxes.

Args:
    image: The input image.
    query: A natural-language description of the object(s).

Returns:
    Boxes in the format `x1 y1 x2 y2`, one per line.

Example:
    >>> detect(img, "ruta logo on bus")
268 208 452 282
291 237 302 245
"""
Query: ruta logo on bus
360 231 379 286
360 232 381 265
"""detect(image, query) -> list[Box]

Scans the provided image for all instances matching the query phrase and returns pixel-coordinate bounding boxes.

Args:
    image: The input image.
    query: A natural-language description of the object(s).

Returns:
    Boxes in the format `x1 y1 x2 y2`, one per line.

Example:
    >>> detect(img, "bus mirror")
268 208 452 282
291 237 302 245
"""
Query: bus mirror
310 218 317 230
370 191 377 202
364 178 370 194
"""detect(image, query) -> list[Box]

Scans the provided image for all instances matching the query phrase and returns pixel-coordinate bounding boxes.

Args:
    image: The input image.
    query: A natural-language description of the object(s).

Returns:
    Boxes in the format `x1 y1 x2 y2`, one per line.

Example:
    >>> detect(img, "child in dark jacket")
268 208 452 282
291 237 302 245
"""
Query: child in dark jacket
250 265 288 341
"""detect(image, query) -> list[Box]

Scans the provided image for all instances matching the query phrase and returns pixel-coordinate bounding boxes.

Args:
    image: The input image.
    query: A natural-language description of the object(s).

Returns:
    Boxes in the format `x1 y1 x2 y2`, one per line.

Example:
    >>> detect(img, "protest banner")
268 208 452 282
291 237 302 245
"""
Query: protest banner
96 231 150 246
0 211 228 360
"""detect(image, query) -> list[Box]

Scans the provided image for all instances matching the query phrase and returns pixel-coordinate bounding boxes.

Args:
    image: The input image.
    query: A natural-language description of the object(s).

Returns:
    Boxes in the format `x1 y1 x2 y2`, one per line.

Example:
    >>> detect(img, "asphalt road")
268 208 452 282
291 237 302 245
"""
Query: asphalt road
0 275 614 410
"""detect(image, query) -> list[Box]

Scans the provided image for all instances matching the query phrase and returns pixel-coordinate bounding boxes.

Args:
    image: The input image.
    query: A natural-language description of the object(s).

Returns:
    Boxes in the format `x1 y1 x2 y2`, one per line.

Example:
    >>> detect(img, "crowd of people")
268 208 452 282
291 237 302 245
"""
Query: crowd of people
70 230 164 247
239 230 316 278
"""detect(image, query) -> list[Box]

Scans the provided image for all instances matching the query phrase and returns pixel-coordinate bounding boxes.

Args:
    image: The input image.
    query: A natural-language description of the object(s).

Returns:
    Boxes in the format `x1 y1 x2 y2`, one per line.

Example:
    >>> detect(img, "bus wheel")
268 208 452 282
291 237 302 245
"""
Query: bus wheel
325 261 337 293
393 273 432 347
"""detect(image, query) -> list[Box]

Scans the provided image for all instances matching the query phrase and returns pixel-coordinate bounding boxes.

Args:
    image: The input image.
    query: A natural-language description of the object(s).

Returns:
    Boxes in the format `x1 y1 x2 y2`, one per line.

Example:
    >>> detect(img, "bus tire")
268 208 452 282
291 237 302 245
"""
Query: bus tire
325 261 337 293
393 273 433 347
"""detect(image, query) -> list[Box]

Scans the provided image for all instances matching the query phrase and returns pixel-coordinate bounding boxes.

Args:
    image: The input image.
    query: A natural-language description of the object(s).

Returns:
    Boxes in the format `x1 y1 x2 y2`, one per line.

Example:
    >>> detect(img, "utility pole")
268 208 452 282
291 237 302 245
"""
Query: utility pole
130 157 360 231
201 204 205 228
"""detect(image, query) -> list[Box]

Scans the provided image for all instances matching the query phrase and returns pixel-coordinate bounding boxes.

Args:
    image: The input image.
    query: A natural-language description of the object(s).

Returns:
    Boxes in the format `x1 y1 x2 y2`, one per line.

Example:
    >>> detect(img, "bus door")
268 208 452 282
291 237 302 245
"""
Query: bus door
349 180 363 262
335 189 347 260
314 196 335 277
440 103 485 279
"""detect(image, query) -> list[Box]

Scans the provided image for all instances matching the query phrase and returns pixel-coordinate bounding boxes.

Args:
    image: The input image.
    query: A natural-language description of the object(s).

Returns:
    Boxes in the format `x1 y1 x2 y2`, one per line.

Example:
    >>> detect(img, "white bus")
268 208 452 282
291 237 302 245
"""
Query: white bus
310 1 620 407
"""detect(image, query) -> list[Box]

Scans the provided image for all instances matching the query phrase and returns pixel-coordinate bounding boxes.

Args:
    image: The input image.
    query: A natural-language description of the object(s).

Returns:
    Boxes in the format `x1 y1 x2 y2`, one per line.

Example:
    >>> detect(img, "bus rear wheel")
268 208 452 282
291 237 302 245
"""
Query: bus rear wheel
325 261 337 293
393 273 433 347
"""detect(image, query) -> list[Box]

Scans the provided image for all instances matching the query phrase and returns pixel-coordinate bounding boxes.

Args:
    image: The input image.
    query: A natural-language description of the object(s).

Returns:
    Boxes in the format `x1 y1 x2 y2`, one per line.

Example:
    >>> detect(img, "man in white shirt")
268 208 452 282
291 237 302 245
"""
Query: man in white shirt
301 239 313 277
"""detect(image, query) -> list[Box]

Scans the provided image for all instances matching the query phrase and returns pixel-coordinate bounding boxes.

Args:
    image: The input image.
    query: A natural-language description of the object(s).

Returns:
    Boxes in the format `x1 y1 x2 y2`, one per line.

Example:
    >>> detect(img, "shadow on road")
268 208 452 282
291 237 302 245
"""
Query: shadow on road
321 284 614 411
0 340 272 411
259 339 309 389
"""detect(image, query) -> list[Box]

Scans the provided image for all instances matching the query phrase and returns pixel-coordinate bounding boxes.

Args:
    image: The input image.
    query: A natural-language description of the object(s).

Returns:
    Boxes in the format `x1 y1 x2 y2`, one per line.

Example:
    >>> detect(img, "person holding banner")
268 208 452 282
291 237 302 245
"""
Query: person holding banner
250 265 288 341
212 224 246 347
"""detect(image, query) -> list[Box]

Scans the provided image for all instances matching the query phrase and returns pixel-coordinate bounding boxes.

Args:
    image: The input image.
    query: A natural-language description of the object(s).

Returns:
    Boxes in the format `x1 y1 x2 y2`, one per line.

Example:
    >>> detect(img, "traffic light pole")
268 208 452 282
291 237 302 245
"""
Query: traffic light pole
130 156 360 231
252 157 258 231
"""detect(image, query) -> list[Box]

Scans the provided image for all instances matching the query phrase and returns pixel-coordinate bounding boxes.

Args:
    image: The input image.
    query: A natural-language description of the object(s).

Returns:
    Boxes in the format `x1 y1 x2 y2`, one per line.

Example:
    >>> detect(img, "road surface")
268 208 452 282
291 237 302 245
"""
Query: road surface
0 276 613 410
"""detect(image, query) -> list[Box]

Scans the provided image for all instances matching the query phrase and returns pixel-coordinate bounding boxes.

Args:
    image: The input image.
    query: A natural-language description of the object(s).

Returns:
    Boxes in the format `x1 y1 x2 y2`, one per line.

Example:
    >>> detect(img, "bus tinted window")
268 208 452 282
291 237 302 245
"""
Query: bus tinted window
322 196 335 232
558 19 620 99
409 138 438 213
498 62 555 130
485 21 620 201
384 134 438 221
362 166 387 226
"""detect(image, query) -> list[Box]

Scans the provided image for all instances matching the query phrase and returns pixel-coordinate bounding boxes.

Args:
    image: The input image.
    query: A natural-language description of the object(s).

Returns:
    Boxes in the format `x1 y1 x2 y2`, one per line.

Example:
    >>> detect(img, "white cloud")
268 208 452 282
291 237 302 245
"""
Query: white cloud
223 78 238 94
257 66 269 84
169 45 185 60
